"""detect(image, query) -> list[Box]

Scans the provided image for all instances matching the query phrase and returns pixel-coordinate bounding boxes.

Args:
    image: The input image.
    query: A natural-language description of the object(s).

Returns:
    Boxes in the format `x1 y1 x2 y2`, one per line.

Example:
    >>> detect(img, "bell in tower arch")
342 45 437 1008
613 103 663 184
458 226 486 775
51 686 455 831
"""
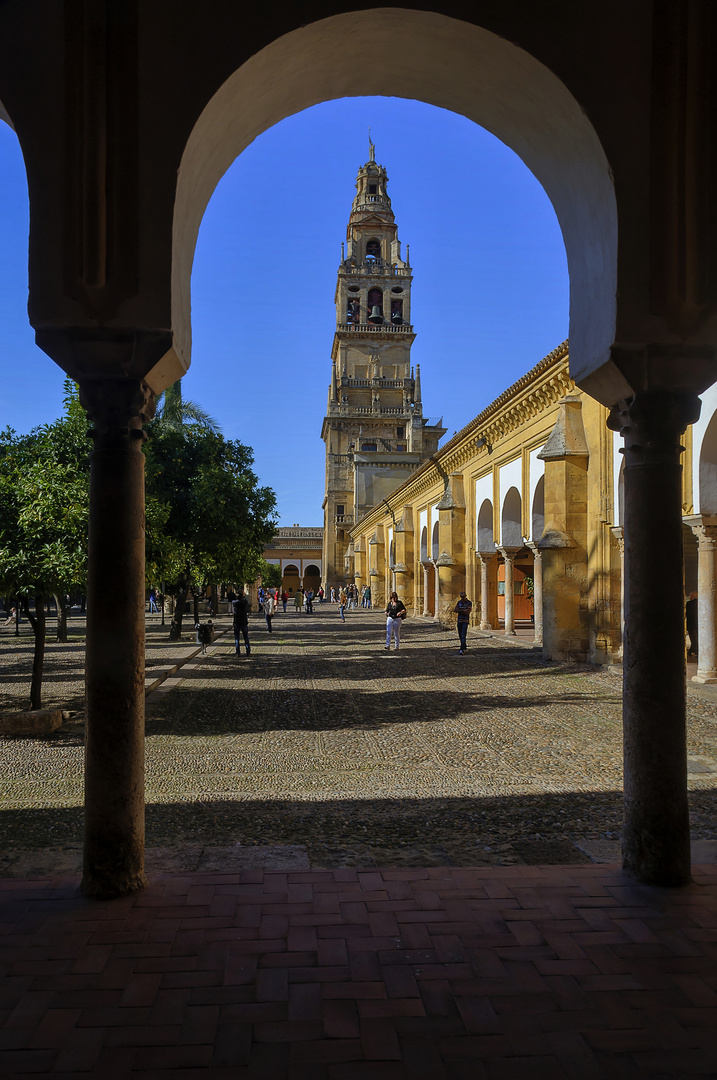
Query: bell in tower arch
368 306 383 324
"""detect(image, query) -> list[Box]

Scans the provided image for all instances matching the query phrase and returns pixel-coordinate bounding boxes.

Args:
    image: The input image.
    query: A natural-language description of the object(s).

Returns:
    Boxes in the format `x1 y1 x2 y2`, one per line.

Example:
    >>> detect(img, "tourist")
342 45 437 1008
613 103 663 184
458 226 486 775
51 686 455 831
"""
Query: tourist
318 585 324 603
232 589 251 657
306 588 314 614
264 590 275 632
281 589 288 613
294 590 302 613
385 591 406 650
148 587 159 613
453 591 473 654
364 584 371 609
338 587 347 622
686 591 698 658
330 587 336 603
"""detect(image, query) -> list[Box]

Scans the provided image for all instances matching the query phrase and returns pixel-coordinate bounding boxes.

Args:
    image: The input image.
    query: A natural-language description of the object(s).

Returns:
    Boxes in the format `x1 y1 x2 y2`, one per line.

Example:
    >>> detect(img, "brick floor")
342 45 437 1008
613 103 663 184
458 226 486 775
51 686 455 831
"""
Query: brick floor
2 864 717 1077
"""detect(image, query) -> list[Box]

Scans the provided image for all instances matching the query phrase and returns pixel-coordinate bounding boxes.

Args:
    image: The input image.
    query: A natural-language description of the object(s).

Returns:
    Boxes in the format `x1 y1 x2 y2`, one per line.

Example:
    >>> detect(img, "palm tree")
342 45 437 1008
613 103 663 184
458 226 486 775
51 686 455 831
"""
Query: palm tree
154 381 219 433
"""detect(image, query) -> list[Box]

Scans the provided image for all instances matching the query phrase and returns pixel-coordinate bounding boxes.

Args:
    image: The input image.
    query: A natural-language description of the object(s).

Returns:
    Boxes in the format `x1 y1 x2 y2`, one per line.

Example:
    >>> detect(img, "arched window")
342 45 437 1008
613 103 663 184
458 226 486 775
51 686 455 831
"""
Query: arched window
531 476 545 541
699 410 717 514
431 521 440 561
501 487 522 548
367 287 383 323
477 499 495 554
420 526 428 562
366 238 381 259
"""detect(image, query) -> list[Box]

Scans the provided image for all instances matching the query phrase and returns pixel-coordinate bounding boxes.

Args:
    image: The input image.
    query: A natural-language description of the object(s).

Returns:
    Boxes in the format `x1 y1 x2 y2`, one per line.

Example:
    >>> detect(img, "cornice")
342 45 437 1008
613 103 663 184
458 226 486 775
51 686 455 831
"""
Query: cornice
351 341 571 536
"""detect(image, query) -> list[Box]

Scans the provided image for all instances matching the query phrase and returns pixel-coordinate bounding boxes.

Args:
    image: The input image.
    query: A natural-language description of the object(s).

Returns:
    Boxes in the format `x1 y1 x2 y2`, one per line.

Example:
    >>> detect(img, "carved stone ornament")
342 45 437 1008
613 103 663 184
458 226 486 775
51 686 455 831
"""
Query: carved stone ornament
79 378 156 451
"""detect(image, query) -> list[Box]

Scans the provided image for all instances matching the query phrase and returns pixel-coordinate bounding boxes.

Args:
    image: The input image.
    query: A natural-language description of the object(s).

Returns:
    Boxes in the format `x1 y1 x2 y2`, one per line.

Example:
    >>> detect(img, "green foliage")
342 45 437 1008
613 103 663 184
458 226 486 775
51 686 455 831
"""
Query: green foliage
154 381 219 433
144 423 277 592
257 558 282 589
0 383 90 598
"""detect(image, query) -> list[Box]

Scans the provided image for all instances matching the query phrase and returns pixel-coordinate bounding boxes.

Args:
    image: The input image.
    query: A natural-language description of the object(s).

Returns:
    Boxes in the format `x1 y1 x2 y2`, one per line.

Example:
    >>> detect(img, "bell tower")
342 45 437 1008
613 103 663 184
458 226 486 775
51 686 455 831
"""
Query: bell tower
321 140 446 589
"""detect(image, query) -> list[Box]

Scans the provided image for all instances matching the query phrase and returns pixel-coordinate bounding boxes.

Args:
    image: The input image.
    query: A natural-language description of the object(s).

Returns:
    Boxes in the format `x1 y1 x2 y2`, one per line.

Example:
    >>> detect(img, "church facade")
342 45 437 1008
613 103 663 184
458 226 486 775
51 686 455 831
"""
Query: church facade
321 144 445 589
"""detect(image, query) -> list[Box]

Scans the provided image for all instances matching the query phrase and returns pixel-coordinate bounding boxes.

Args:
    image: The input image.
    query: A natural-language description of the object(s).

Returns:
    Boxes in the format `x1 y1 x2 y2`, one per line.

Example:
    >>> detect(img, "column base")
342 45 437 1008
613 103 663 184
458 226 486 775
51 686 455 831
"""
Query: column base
692 671 717 684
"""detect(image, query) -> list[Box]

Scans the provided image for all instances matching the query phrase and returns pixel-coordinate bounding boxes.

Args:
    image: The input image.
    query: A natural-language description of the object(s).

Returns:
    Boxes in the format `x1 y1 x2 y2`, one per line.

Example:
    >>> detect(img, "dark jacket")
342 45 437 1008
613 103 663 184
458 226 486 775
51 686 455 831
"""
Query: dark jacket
232 595 250 629
385 600 406 620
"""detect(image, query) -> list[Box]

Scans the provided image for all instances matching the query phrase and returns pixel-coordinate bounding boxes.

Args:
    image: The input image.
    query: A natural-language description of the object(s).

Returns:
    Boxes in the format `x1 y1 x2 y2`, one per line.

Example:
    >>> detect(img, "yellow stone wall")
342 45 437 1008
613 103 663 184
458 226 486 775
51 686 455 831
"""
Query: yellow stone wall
349 342 626 664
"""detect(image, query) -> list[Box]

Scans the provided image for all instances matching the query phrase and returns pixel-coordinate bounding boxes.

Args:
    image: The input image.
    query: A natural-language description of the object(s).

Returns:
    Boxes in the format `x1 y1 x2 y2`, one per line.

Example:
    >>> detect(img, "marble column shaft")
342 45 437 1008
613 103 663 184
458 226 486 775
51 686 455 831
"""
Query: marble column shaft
499 548 516 636
688 518 717 684
526 542 543 645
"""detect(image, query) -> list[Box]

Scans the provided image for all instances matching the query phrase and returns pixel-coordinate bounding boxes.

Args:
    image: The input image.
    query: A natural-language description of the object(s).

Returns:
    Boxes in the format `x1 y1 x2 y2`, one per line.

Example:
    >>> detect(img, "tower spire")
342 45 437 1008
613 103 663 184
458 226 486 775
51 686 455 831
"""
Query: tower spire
415 364 422 404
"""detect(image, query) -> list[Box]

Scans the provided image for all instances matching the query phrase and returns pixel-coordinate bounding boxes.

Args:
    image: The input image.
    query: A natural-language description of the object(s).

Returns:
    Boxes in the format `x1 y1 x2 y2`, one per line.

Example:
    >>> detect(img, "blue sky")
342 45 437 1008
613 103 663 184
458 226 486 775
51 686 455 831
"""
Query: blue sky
0 97 568 526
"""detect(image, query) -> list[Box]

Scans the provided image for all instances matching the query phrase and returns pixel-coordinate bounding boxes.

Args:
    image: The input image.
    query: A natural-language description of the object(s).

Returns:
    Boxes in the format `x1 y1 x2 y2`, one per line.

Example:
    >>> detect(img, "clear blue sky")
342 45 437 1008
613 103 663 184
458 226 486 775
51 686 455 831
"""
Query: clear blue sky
0 97 568 526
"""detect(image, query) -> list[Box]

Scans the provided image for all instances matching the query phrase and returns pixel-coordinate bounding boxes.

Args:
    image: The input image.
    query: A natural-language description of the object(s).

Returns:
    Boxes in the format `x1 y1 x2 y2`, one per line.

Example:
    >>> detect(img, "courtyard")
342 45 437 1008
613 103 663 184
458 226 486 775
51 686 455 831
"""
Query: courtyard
2 606 717 876
3 608 717 1077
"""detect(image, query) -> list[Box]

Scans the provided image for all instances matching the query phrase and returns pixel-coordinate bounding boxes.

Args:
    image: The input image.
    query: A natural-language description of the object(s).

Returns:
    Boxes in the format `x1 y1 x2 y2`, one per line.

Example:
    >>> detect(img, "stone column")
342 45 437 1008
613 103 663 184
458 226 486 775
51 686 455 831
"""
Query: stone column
526 542 543 645
369 529 385 610
610 526 625 659
685 516 717 683
478 553 493 629
498 547 517 635
421 562 430 616
608 392 701 887
79 378 155 899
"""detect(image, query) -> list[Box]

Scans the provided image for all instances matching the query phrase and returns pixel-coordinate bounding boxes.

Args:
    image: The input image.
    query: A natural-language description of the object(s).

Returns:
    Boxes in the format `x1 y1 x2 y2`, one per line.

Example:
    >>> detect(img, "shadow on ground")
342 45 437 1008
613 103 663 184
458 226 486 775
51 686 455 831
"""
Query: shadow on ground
2 790 716 872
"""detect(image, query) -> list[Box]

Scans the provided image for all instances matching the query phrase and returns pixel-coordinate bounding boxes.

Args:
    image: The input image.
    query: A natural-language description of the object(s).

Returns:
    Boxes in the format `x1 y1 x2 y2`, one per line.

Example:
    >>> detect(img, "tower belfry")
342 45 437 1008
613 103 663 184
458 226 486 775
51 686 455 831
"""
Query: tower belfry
321 146 446 587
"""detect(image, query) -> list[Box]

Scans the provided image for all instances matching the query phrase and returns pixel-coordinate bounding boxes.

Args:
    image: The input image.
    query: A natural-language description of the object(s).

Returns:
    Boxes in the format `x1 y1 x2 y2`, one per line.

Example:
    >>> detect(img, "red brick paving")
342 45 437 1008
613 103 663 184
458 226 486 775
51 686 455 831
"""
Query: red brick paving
1 864 717 1077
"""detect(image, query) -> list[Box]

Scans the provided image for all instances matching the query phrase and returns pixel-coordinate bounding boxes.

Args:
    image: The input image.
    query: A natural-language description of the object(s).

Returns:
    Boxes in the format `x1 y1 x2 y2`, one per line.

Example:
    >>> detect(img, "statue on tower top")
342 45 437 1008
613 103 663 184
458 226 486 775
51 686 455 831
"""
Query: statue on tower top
368 128 375 163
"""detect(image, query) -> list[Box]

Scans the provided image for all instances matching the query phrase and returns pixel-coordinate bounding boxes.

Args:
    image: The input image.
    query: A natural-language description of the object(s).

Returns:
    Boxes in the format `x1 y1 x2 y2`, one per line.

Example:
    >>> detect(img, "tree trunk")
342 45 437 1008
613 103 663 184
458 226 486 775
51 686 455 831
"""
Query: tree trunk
22 594 46 710
168 570 191 641
193 591 200 623
55 593 68 642
210 585 219 615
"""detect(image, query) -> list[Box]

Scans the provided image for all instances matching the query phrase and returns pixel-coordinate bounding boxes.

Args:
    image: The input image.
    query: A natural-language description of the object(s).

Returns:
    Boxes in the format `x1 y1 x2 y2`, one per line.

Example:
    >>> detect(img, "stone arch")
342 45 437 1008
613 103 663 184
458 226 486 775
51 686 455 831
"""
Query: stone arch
431 520 440 561
302 564 321 592
281 563 300 594
617 457 625 528
477 499 495 553
501 487 522 548
531 476 545 541
699 409 717 515
172 9 616 387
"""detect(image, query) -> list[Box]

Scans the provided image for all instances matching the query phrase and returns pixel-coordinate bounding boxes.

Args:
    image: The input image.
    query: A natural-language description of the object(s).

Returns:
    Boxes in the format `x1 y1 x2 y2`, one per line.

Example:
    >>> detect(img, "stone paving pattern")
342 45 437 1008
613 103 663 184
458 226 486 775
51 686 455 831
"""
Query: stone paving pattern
1 863 717 1078
1 607 716 873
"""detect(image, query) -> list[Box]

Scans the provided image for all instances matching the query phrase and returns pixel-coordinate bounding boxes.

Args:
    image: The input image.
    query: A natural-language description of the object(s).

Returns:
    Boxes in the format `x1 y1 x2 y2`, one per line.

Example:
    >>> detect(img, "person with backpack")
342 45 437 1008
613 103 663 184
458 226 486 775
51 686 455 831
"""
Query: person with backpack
453 591 473 654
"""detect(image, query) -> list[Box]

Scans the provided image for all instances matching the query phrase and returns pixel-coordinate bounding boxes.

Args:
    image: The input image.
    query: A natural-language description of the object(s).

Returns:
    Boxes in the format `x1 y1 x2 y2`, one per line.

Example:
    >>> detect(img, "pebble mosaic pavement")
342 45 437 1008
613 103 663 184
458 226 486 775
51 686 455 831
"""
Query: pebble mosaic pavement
1 606 716 875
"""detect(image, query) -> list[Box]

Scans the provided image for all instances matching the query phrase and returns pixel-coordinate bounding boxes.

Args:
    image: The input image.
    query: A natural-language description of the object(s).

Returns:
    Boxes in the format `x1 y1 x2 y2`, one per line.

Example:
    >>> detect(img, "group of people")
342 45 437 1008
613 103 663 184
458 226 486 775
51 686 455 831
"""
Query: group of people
231 582 475 658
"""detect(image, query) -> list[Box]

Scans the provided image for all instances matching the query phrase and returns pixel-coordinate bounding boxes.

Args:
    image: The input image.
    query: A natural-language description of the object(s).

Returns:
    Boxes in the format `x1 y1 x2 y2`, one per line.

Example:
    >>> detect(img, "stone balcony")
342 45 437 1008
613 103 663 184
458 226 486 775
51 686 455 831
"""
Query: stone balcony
341 260 411 277
337 322 414 335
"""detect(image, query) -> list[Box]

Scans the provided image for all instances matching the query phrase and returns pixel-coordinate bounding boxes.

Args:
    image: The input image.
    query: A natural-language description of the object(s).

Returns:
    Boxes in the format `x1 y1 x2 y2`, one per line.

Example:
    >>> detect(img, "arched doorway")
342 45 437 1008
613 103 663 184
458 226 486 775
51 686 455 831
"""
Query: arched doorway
282 563 300 595
303 564 321 595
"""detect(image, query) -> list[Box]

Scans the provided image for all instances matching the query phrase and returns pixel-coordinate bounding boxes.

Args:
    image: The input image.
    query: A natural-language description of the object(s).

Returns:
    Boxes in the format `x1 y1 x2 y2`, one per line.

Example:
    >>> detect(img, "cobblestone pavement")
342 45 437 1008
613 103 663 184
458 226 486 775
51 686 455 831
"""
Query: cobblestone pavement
1 606 716 874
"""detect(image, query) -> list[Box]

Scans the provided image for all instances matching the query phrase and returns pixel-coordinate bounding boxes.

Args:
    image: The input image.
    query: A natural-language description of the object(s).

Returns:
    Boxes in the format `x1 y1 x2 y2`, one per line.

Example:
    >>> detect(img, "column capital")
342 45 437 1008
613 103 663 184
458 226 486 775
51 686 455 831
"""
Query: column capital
525 540 542 558
684 514 717 545
497 545 521 561
79 378 155 451
607 392 701 468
